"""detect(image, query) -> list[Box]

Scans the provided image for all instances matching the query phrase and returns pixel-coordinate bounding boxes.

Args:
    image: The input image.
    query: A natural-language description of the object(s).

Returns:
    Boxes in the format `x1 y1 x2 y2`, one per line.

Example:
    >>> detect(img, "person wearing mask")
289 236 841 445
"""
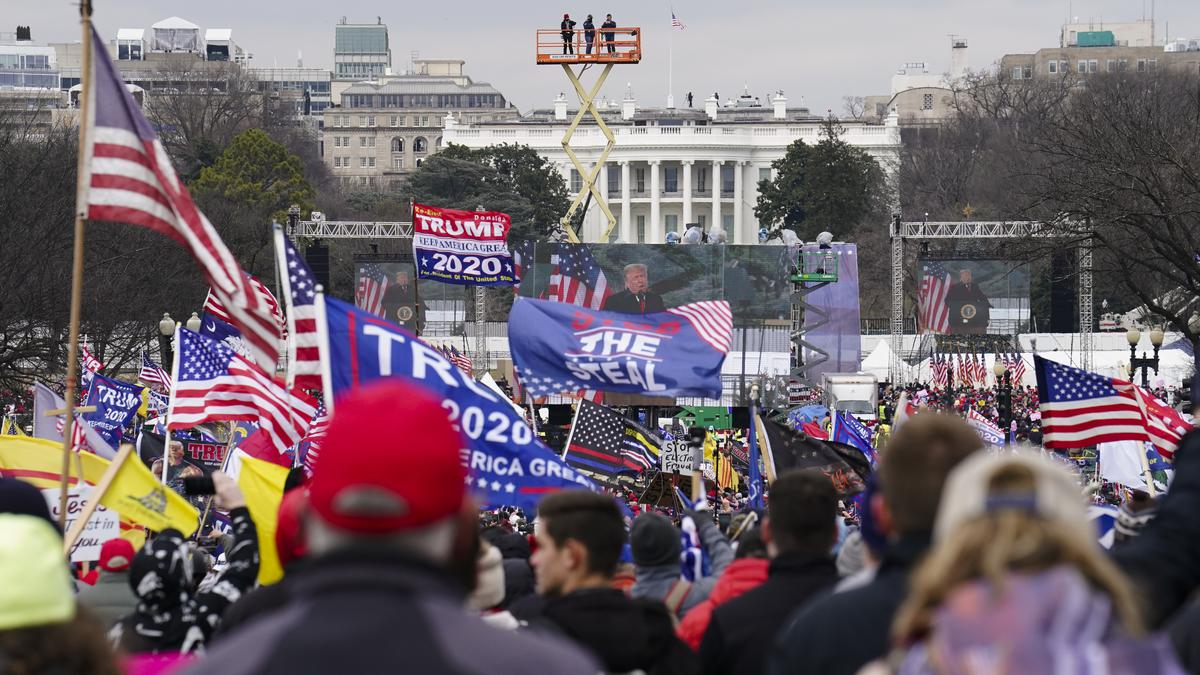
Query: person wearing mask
700 470 841 674
187 380 598 675
560 14 577 55
630 508 734 618
528 490 699 674
603 263 666 315
77 537 139 628
0 514 122 675
582 15 596 54
601 14 617 53
677 528 769 651
883 452 1183 674
767 414 983 675
112 470 259 655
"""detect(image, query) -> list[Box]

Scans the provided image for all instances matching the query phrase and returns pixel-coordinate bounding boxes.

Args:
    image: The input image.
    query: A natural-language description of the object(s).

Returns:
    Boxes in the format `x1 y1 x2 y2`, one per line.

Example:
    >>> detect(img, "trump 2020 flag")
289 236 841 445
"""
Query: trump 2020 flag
508 298 732 399
82 373 145 446
316 294 607 512
830 410 875 465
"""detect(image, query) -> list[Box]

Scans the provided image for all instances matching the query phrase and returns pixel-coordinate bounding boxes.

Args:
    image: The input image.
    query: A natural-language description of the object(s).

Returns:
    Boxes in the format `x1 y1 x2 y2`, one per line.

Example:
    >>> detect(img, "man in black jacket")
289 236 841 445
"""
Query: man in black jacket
700 470 840 675
560 14 576 55
187 380 597 675
767 414 984 675
603 263 665 315
529 490 698 675
601 14 617 53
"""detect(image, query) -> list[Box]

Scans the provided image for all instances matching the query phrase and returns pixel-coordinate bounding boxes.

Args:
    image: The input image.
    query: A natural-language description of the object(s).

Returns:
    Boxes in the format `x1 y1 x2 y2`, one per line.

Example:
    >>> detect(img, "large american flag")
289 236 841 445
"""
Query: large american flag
79 25 280 368
138 351 173 392
1009 353 1027 383
356 263 390 317
549 243 611 309
275 229 322 389
1035 355 1157 450
918 262 952 334
168 327 317 456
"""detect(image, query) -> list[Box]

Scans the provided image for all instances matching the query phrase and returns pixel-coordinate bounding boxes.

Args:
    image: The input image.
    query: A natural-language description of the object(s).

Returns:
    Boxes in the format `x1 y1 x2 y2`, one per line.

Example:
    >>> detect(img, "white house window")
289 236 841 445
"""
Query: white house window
1049 60 1058 74
414 137 427 153
393 157 404 169
570 169 582 193
665 214 678 233
636 215 646 243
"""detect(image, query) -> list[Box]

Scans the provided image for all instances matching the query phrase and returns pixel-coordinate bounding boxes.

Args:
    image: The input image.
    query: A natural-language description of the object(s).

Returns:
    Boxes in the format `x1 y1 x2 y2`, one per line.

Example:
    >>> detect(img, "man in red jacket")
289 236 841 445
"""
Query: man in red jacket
676 528 769 650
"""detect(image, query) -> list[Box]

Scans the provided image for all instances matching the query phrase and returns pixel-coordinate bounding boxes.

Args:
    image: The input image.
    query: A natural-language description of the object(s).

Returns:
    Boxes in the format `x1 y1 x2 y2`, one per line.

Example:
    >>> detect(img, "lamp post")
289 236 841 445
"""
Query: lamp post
993 361 1012 433
1127 327 1164 389
157 312 174 367
186 312 202 333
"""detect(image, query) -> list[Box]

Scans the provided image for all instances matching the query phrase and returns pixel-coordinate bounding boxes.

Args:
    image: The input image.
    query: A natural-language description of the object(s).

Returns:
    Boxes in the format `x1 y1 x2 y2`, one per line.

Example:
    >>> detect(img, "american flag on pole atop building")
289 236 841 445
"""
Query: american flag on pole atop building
168 327 317 456
356 263 390 318
918 262 952 334
274 227 322 390
671 11 686 29
78 25 281 368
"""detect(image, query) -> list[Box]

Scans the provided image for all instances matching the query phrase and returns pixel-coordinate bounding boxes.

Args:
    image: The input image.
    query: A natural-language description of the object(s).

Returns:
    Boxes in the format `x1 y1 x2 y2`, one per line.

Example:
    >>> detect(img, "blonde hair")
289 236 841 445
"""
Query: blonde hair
892 463 1146 644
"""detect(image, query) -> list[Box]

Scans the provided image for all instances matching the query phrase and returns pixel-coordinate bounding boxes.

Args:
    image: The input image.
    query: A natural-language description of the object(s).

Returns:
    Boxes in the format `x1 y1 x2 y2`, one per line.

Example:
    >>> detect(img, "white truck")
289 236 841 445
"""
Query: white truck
821 373 879 422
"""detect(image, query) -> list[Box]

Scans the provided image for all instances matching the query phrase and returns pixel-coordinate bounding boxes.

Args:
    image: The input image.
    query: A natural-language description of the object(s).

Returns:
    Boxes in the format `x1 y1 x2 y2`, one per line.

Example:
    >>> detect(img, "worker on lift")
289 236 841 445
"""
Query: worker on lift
561 14 577 54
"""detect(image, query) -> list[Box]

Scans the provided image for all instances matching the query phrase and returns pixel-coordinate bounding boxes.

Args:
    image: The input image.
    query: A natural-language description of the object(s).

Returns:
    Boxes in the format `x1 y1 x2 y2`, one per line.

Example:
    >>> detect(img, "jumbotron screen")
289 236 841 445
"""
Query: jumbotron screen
918 259 1030 335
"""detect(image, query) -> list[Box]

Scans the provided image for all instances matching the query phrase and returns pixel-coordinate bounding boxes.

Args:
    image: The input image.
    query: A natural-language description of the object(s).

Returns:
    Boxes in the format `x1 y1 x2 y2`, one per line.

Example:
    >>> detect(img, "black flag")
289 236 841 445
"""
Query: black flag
759 418 870 498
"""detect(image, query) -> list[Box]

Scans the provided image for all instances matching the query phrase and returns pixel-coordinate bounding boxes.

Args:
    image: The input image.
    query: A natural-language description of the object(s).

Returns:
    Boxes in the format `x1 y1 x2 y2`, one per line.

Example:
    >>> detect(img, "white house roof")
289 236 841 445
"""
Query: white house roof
151 16 200 30
205 29 232 42
116 28 145 41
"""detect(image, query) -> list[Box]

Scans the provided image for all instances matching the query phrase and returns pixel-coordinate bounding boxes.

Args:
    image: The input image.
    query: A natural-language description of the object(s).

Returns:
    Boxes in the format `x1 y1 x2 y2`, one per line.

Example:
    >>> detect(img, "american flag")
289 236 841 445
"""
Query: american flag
1132 386 1192 459
666 301 734 353
299 402 329 476
1035 356 1155 450
356 263 390 317
974 353 989 386
449 346 474 377
954 354 969 387
1010 353 1027 383
931 354 949 388
549 243 611 309
511 239 535 296
138 351 173 392
671 11 686 29
918 262 952 334
275 229 322 389
168 327 317 456
80 26 280 368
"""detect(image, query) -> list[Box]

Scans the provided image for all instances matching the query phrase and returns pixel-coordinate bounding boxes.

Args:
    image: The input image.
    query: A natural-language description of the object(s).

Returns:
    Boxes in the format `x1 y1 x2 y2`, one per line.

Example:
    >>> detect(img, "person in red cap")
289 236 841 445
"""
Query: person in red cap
188 379 598 675
76 537 138 628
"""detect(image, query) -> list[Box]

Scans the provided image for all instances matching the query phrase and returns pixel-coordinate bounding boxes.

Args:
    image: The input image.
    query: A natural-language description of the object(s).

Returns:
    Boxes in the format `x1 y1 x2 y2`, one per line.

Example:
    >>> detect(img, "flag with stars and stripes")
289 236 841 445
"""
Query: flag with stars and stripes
138 351 173 392
671 11 686 29
168 327 317 456
299 402 329 476
355 263 390 318
565 399 662 477
448 346 474 377
274 227 322 389
79 25 280 368
549 243 611 310
918 262 952 334
1034 355 1181 451
80 343 104 390
1009 352 1027 383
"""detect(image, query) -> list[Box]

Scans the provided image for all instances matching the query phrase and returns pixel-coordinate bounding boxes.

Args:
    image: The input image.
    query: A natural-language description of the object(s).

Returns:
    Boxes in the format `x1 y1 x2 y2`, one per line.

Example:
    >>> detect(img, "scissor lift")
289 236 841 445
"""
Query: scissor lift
536 27 642 242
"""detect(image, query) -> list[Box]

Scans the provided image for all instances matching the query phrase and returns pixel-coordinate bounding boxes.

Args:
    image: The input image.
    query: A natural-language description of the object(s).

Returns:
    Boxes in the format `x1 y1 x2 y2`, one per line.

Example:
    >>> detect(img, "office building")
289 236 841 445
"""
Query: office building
333 18 390 81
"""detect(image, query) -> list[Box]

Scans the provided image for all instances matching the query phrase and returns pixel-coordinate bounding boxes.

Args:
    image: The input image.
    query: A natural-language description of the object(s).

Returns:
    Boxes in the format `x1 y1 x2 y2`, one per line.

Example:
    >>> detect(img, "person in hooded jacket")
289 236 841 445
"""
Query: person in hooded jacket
529 490 699 675
111 470 259 655
77 537 139 627
676 527 769 651
630 509 734 618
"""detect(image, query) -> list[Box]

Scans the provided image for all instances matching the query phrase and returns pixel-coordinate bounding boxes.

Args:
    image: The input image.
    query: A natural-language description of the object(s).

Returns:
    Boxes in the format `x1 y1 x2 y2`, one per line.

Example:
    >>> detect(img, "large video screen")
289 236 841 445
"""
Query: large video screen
918 259 1030 335
514 243 796 325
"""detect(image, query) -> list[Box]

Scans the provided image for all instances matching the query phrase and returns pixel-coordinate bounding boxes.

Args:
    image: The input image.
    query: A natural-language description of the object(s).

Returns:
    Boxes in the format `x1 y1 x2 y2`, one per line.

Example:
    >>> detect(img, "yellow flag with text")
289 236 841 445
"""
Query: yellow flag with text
1 417 26 436
234 453 289 585
0 436 198 536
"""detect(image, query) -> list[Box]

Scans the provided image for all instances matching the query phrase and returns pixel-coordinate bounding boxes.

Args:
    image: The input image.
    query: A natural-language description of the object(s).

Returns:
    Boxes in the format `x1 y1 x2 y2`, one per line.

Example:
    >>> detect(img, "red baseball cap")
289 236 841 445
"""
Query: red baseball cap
309 380 466 533
98 538 135 572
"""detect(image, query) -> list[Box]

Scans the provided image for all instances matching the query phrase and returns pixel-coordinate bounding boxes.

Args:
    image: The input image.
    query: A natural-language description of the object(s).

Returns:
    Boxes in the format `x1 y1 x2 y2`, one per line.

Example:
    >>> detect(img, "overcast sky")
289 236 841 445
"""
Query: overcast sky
17 0 1200 113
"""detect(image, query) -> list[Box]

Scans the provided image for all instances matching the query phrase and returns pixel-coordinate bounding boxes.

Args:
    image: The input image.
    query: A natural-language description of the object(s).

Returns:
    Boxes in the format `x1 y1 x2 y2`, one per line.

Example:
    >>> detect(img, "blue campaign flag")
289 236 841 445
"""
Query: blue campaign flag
508 298 732 399
318 294 609 512
1147 445 1171 473
82 373 145 445
830 411 876 465
748 412 765 511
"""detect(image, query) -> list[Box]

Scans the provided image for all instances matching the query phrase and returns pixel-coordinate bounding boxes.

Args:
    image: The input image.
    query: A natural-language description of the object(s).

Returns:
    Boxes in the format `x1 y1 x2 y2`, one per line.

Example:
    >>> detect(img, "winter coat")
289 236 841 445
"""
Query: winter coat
77 570 138 628
632 514 734 617
766 533 931 675
182 547 598 675
534 587 699 675
892 567 1184 675
676 557 769 650
700 553 838 675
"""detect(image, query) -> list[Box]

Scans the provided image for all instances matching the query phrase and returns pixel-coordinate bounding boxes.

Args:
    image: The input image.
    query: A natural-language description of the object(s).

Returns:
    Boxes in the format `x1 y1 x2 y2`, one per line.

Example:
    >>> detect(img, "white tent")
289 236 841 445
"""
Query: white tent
861 340 915 382
150 16 200 52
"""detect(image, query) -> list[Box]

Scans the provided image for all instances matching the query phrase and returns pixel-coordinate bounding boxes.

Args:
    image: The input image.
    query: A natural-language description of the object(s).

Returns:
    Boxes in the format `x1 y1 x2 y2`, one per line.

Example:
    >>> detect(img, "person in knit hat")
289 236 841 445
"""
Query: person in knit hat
77 537 139 627
0 514 121 674
189 379 598 675
0 476 60 533
630 509 734 618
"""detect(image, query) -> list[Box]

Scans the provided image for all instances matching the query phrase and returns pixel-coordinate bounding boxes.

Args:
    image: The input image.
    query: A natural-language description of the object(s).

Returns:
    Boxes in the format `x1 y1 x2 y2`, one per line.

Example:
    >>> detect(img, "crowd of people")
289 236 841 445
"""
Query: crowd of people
4 376 1200 673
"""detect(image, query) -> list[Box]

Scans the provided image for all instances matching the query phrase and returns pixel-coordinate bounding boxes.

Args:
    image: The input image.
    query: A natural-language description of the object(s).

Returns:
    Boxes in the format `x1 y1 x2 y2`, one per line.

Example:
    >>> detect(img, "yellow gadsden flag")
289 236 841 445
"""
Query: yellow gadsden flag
0 436 199 537
1 417 26 436
232 452 290 585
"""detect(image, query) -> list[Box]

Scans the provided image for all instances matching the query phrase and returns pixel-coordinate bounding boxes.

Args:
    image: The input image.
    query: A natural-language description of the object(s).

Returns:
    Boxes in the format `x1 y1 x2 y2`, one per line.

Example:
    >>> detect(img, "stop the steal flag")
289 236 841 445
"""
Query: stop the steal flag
508 298 732 399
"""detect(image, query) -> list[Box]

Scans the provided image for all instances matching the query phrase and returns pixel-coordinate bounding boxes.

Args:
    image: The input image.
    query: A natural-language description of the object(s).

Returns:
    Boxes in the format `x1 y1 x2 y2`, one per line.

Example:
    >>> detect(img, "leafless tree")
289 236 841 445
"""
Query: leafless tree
842 95 867 120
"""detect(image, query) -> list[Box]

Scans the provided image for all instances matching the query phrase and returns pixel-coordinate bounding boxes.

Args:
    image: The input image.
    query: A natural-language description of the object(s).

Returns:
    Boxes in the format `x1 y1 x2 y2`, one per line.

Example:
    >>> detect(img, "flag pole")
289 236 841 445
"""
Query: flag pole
314 287 336 415
560 399 583 460
162 322 181 483
59 0 96 529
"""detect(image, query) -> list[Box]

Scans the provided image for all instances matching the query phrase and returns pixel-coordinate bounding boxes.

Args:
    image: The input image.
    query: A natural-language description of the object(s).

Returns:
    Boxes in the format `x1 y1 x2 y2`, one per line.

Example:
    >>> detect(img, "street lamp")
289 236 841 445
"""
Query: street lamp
157 312 174 367
993 361 1012 432
186 312 202 333
1127 327 1164 389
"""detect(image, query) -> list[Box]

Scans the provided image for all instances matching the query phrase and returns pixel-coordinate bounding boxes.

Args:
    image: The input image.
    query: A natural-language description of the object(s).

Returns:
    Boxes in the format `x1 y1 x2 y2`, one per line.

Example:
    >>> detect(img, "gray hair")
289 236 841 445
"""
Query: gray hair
623 263 647 278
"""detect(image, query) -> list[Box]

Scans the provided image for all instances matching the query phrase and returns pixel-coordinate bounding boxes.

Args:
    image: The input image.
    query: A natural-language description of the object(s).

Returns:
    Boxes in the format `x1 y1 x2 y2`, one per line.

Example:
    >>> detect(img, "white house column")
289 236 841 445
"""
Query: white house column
711 160 722 237
649 160 662 243
620 160 632 242
733 160 746 243
682 160 694 227
597 162 610 241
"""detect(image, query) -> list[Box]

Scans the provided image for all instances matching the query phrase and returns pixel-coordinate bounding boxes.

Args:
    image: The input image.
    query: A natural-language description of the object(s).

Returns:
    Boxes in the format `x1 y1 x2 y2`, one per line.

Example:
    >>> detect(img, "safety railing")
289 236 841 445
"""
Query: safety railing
536 26 642 64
